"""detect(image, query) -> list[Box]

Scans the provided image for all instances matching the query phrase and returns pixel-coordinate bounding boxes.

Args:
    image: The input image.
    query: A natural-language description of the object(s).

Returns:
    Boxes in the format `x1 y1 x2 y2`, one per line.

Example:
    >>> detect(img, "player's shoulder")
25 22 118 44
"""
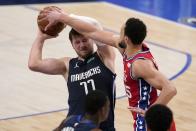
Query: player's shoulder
132 59 155 76
133 58 153 69
60 57 72 63
132 58 157 78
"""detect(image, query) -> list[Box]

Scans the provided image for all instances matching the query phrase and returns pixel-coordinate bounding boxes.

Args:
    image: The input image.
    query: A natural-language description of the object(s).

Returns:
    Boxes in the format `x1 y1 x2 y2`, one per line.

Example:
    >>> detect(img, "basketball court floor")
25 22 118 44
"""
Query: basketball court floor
0 1 196 131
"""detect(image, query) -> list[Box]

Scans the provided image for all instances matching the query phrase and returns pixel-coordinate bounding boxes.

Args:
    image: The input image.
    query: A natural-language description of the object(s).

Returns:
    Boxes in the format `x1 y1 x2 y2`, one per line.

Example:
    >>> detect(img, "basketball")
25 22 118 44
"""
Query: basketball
37 6 65 36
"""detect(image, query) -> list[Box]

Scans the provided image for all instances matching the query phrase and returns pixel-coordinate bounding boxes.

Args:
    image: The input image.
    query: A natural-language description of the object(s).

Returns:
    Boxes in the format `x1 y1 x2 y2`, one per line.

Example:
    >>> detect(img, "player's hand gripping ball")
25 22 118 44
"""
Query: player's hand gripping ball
37 6 65 36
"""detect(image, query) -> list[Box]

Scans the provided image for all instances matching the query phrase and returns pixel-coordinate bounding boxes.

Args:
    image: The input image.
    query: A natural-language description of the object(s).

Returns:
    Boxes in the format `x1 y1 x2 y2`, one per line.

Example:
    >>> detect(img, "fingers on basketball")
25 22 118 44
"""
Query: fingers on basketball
37 6 65 36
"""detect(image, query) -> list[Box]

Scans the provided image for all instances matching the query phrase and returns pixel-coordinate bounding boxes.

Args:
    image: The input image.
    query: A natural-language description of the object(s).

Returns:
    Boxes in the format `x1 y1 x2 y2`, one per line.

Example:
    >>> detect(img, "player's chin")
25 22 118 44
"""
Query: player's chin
79 52 91 59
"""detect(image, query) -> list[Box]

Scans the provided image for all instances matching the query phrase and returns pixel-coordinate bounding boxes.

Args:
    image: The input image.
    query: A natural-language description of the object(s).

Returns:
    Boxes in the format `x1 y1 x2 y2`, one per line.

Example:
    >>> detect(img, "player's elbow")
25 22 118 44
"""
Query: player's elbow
28 62 37 71
28 61 39 71
168 84 177 97
172 86 177 96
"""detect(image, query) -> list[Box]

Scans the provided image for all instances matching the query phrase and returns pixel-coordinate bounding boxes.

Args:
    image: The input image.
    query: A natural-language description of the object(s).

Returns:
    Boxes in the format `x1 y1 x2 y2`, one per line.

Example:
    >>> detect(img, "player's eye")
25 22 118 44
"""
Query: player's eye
82 39 87 43
75 41 80 44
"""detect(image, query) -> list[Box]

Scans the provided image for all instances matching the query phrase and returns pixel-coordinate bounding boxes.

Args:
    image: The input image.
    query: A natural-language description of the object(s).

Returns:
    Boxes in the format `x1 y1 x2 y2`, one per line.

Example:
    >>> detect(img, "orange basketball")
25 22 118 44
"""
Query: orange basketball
37 6 65 36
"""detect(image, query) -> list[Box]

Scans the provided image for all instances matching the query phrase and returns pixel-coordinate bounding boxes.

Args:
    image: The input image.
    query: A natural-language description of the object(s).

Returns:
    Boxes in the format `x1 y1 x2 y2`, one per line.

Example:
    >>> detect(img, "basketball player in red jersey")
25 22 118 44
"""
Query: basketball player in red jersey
42 8 177 131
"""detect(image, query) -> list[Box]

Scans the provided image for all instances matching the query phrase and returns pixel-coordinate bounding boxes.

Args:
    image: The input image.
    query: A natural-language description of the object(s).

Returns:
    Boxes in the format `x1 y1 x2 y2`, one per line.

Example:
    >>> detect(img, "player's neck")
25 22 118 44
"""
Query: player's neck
77 52 95 61
78 57 85 61
125 44 142 58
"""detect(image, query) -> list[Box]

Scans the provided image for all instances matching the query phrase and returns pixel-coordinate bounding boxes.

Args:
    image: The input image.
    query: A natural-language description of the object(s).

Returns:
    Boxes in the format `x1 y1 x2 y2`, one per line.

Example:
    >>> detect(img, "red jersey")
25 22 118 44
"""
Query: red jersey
123 44 158 111
123 44 158 131
123 44 176 131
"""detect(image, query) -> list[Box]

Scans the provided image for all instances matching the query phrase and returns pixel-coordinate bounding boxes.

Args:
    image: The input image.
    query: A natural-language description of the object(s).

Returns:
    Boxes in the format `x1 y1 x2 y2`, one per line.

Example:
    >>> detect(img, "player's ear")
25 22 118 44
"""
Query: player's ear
124 36 128 42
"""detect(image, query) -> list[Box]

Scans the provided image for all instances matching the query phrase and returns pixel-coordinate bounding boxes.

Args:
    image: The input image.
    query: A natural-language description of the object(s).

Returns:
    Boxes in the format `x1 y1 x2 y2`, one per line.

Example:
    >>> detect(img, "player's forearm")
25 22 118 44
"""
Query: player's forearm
28 37 44 71
59 13 97 36
59 13 117 47
154 83 177 105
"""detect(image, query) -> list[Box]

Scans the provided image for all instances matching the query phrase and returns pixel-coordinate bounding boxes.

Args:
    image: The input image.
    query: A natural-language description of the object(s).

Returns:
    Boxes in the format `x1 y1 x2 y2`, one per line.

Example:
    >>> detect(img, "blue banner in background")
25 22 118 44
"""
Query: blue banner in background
0 0 195 28
100 0 196 28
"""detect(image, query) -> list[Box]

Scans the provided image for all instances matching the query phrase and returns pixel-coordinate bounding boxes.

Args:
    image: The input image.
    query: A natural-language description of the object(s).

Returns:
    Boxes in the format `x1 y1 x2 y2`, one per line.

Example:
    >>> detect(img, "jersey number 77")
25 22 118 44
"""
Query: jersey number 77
80 79 96 94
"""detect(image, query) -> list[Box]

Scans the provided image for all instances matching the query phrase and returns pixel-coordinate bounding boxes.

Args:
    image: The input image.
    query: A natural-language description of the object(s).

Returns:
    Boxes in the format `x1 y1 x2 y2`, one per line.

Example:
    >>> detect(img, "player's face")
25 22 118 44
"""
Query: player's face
71 35 94 59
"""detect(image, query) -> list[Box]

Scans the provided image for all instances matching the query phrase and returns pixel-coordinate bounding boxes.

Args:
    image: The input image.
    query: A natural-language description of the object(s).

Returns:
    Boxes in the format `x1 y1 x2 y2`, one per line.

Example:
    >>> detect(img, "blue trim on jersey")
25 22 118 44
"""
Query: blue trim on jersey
135 116 146 131
136 79 152 131
138 79 151 110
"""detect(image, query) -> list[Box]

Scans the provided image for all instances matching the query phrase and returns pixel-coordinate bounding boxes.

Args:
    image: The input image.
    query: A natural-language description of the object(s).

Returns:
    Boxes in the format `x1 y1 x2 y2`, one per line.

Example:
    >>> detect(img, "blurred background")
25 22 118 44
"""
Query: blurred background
0 0 195 27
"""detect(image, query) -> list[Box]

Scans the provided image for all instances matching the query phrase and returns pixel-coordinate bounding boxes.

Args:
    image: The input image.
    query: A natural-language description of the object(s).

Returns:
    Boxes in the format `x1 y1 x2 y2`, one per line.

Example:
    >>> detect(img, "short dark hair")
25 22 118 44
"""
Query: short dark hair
69 28 82 42
85 90 108 115
124 18 147 45
145 104 173 131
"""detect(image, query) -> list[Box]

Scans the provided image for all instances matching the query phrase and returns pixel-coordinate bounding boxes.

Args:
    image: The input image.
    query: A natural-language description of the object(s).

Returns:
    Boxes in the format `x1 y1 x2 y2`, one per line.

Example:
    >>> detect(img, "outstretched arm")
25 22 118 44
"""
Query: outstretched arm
28 30 69 75
41 8 124 54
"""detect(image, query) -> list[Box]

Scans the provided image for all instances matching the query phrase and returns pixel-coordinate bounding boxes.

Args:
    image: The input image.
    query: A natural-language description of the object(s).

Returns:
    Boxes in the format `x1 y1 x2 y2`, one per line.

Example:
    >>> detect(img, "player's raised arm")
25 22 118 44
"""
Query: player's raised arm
28 30 69 75
42 8 125 54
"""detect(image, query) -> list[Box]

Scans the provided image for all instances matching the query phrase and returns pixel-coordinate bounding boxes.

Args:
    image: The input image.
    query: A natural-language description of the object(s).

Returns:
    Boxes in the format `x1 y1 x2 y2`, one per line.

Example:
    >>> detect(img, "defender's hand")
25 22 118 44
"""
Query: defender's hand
128 106 146 117
39 7 66 31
